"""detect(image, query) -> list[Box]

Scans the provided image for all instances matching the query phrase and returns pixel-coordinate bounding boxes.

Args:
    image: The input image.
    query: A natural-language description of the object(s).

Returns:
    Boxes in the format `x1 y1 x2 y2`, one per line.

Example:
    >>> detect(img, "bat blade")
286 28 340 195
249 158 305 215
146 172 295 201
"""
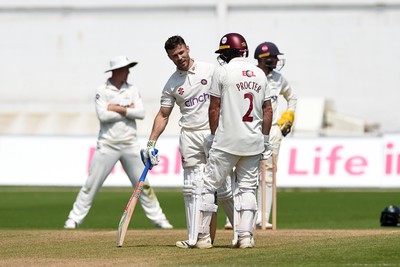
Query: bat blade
209 191 218 244
116 192 141 247
116 157 153 247
210 212 217 244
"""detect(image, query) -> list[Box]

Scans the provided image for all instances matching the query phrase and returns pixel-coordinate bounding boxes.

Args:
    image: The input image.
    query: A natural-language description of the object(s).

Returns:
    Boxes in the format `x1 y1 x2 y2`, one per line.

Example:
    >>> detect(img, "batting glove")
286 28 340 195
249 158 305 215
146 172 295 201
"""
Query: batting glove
143 140 160 168
277 110 295 137
262 135 273 160
203 134 214 159
140 148 146 165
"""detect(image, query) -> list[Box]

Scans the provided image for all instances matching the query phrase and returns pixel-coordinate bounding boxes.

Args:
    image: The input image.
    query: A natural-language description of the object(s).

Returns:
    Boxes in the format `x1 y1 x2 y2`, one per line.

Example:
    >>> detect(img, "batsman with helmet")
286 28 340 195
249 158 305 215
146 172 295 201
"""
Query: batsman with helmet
254 41 297 229
197 33 273 248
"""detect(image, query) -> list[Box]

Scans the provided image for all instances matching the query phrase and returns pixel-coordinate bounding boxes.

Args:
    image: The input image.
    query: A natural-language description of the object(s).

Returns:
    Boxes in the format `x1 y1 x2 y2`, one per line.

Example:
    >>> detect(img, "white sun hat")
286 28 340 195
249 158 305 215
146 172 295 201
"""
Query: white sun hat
105 55 138 72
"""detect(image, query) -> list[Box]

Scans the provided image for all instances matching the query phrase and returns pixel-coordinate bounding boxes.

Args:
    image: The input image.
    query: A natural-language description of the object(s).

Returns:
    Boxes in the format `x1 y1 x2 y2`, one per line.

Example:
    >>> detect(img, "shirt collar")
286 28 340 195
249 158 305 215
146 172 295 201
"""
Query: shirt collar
106 79 129 90
229 57 246 63
177 59 197 76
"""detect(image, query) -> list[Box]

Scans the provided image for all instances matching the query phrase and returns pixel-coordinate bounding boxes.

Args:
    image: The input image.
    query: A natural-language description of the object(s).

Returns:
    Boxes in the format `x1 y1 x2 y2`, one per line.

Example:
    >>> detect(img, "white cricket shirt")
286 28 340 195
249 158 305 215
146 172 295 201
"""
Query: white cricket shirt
95 79 145 143
267 70 297 125
210 57 269 156
160 60 215 131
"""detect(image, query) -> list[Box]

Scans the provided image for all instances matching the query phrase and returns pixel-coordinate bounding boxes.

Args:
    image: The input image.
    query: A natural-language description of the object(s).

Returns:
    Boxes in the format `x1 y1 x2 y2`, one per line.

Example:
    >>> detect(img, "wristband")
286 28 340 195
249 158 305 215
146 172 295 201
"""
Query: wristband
147 140 156 148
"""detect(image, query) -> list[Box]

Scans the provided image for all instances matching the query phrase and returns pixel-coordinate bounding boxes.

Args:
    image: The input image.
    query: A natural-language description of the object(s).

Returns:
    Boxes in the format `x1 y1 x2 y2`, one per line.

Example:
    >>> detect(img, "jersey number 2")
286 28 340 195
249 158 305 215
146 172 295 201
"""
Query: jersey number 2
242 93 254 122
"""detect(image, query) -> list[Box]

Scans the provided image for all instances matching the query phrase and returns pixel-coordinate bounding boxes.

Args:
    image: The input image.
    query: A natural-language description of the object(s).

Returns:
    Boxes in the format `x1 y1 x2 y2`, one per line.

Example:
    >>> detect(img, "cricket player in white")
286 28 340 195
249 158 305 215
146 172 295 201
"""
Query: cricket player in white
198 33 273 248
142 36 234 249
254 42 297 228
64 56 172 229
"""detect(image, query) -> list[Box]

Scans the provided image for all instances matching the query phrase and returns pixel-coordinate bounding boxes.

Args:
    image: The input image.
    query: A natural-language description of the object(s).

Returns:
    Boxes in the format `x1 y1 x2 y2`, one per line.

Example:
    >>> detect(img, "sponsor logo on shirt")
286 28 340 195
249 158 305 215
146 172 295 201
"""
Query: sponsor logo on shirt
201 79 208 85
184 92 210 107
242 70 256 77
178 87 184 95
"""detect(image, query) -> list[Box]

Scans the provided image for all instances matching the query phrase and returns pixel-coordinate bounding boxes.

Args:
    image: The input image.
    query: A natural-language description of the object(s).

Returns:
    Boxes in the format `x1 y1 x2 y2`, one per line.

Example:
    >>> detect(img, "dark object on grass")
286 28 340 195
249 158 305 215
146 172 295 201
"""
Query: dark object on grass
380 205 400 226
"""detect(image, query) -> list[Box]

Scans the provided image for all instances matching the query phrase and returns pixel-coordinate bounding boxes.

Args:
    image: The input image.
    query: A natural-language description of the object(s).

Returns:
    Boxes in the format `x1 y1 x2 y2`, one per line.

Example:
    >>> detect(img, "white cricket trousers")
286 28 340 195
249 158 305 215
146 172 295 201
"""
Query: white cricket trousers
201 148 260 238
67 141 168 225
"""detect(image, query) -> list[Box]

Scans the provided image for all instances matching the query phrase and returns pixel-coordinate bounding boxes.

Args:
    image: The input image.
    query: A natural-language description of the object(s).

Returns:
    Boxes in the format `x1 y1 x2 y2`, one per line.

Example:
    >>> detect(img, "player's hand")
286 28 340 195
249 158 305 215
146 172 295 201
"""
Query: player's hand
140 148 146 166
277 110 295 137
142 140 159 168
204 134 214 159
280 121 292 137
262 135 273 160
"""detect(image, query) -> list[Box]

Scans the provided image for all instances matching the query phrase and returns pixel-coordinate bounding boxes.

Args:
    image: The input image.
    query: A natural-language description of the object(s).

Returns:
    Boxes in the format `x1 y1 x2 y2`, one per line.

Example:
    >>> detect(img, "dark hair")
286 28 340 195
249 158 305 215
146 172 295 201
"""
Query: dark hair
164 35 186 51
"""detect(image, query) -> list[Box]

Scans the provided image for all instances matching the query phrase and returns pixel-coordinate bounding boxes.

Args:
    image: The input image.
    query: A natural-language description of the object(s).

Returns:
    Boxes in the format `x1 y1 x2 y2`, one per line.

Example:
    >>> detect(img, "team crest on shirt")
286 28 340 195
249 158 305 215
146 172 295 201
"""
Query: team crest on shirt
178 87 184 95
201 79 208 85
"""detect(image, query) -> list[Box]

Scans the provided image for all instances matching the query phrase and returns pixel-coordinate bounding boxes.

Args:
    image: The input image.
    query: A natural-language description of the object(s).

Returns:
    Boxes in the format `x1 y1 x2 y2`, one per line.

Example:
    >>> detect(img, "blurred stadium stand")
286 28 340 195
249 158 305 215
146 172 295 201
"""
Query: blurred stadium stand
0 97 380 137
0 0 398 136
291 97 380 137
0 101 182 136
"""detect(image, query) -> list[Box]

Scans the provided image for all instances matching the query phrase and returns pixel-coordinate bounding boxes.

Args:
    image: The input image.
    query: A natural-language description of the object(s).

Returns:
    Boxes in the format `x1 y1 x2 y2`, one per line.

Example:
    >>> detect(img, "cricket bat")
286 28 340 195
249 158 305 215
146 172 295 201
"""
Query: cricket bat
210 193 218 244
116 149 156 247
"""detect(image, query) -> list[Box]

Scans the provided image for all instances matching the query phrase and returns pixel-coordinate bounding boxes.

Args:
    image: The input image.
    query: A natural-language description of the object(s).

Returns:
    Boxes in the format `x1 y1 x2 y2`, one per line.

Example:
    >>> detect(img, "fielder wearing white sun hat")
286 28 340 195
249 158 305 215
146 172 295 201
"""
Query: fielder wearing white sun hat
105 55 138 72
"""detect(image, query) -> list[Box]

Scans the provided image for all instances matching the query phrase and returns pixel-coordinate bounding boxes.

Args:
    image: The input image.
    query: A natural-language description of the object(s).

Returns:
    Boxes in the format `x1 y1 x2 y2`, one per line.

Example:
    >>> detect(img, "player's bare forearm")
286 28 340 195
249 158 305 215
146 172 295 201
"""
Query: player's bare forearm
209 96 220 135
149 107 172 141
262 100 273 135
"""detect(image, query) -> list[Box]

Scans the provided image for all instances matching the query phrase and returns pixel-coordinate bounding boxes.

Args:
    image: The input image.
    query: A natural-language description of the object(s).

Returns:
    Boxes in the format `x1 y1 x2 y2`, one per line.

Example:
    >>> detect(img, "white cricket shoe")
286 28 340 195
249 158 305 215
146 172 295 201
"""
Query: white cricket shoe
176 237 213 249
238 236 255 249
232 236 255 248
195 236 213 249
154 219 173 229
64 218 78 229
175 240 193 249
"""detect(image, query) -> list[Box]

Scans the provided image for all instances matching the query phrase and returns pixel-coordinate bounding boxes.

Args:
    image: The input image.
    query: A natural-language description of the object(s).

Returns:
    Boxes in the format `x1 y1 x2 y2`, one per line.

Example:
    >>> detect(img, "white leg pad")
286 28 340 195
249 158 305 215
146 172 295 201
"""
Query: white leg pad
234 191 257 238
264 158 274 186
216 171 234 226
256 183 273 224
198 193 218 236
183 167 204 246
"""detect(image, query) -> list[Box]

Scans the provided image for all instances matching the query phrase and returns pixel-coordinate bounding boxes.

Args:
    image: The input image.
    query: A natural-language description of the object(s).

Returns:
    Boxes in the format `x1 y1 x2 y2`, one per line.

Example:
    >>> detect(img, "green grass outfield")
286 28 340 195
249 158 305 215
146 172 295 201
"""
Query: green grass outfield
0 186 399 230
1 186 400 266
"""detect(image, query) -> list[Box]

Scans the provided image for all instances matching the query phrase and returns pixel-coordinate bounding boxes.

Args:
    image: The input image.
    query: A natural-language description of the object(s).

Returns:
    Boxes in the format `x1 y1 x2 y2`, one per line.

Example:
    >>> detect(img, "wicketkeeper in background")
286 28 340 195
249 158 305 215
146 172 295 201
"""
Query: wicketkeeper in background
64 56 172 230
254 42 297 228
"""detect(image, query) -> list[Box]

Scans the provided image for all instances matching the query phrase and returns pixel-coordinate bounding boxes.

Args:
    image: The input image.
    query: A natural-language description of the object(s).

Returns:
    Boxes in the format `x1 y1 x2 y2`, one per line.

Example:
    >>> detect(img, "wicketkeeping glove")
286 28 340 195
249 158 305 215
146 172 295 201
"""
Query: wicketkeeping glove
277 110 295 137
203 134 214 159
142 140 160 168
262 135 273 160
